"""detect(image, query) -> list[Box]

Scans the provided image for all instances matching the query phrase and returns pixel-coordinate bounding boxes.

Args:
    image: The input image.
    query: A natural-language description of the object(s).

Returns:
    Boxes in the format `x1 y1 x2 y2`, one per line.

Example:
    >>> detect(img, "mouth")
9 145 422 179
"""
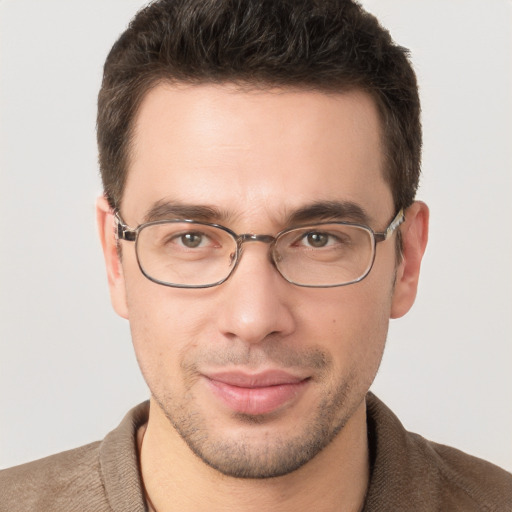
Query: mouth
203 370 310 416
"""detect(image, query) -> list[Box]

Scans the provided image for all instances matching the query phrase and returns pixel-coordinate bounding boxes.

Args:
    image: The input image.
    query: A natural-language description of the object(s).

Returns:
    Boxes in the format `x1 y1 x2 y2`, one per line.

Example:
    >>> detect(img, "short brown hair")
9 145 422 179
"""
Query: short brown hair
97 0 421 212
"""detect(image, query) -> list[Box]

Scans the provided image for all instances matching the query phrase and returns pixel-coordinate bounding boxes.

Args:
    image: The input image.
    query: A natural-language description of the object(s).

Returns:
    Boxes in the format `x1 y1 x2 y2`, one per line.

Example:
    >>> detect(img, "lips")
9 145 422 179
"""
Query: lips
204 370 309 416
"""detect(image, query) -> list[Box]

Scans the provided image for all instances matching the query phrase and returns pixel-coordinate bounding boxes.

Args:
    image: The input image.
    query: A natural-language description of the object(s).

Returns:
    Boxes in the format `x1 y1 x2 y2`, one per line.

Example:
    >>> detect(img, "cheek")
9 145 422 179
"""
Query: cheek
124 278 215 387
303 283 392 373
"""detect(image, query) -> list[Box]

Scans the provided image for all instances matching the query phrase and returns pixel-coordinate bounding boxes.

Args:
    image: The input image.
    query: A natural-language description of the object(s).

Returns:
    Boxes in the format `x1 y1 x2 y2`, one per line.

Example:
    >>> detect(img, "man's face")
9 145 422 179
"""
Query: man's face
107 84 404 478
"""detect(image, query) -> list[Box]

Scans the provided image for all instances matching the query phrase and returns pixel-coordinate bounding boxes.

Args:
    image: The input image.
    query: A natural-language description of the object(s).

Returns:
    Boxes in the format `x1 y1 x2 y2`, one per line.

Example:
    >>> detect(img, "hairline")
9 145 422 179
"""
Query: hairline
114 76 395 211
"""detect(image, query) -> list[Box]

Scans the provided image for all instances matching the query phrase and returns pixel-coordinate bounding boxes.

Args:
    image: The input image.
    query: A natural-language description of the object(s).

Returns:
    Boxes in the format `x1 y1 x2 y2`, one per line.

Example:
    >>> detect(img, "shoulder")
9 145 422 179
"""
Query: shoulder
0 401 149 512
411 431 512 509
365 393 512 511
0 441 109 512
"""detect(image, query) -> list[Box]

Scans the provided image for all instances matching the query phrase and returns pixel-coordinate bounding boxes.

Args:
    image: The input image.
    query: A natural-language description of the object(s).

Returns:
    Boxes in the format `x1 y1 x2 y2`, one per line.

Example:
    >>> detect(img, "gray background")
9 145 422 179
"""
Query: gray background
1 0 511 471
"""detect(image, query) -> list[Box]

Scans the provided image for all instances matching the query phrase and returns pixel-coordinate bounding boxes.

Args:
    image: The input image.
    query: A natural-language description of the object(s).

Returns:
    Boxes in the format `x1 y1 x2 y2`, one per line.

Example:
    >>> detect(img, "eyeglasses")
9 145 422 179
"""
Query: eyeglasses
115 209 404 288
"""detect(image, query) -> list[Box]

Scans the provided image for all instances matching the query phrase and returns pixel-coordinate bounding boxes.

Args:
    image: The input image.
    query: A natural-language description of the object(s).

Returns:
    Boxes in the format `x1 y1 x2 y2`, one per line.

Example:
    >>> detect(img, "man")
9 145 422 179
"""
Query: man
1 0 511 510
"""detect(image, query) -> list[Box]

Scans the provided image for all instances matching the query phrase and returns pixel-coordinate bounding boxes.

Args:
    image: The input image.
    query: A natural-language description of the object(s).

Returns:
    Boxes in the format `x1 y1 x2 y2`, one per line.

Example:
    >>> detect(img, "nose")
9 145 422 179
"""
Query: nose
216 243 296 345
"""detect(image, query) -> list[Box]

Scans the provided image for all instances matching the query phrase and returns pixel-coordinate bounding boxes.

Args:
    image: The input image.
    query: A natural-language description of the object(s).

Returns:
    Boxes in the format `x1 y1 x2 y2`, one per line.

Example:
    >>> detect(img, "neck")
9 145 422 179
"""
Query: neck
139 398 369 512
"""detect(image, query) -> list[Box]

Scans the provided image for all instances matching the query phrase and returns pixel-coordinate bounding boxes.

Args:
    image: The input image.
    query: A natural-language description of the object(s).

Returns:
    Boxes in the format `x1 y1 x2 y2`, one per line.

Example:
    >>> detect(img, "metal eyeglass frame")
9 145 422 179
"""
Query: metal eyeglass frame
114 208 405 289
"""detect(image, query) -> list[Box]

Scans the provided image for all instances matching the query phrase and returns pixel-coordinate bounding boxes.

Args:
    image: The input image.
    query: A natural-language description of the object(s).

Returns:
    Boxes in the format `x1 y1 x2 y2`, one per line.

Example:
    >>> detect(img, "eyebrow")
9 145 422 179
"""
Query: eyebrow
143 200 232 224
142 199 371 227
285 200 371 226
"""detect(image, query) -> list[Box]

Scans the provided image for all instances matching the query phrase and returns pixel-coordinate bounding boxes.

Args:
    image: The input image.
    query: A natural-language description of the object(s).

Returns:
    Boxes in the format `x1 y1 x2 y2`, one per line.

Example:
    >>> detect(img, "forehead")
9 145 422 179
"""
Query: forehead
123 83 392 227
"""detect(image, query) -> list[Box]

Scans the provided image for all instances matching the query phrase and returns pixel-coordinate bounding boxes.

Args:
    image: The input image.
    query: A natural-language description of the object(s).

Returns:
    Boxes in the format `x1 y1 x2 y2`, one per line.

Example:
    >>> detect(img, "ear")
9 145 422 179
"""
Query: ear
96 196 129 319
390 201 429 319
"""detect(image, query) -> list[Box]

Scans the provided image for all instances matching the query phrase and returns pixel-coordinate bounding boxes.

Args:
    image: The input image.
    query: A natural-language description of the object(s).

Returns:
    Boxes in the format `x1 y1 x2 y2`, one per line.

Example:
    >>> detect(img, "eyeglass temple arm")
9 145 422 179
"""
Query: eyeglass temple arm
114 212 137 242
374 209 404 243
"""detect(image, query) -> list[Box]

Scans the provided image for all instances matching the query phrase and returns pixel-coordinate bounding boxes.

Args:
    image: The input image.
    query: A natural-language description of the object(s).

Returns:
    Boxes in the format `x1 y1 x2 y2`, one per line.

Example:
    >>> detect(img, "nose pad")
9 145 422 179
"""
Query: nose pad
272 248 283 264
230 234 279 276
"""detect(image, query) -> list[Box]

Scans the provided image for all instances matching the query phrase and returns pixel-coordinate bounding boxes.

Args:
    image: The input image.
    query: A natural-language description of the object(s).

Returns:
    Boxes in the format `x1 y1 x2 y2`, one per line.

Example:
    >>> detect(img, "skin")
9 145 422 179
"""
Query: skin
97 83 428 512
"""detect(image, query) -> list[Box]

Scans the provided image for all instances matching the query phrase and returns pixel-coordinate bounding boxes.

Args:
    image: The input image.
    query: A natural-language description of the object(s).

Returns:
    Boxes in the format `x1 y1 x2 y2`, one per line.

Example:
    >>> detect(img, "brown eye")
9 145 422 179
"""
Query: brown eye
180 232 204 248
305 232 329 248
